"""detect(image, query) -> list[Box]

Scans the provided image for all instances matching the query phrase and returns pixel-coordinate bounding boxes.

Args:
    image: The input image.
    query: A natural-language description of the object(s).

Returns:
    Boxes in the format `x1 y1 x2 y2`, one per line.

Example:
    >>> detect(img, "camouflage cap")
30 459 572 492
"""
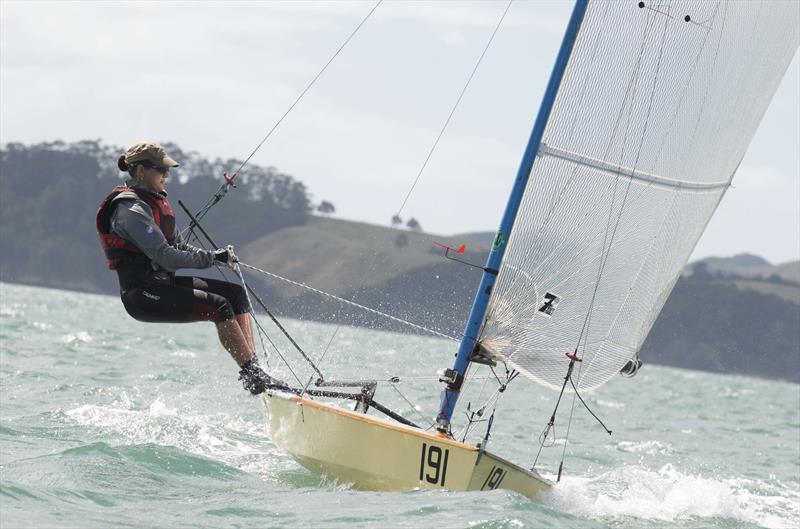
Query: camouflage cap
124 141 179 168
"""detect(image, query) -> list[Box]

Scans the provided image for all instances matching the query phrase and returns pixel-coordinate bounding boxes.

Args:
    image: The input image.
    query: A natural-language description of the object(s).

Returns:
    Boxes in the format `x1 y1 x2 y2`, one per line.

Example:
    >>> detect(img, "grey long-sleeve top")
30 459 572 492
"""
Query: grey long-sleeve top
110 196 215 272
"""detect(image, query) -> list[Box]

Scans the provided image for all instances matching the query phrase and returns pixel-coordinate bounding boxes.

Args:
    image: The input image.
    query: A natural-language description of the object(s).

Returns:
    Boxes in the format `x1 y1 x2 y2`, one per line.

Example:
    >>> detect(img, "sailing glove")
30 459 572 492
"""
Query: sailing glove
213 245 239 267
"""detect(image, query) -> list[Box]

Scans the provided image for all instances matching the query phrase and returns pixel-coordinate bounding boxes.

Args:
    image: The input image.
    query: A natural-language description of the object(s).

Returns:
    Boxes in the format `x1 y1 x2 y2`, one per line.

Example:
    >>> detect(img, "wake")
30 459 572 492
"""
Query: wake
540 463 799 529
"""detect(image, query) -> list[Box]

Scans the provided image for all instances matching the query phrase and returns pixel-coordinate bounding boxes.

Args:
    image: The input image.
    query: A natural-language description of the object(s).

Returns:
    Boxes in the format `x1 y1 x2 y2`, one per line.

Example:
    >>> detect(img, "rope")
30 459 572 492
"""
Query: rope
252 313 304 387
576 5 669 357
233 262 255 327
315 325 340 372
229 0 383 181
457 370 491 442
238 261 459 341
394 0 513 218
180 186 229 243
238 256 440 420
188 242 305 385
537 7 671 479
177 200 311 384
556 362 581 480
383 374 498 382
569 376 612 434
389 382 435 430
215 262 304 384
179 0 382 245
457 367 516 442
532 358 575 470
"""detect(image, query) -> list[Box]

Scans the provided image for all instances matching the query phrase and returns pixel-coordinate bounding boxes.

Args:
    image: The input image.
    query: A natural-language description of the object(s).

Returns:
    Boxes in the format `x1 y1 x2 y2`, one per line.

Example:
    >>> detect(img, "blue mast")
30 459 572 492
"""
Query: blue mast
435 0 590 432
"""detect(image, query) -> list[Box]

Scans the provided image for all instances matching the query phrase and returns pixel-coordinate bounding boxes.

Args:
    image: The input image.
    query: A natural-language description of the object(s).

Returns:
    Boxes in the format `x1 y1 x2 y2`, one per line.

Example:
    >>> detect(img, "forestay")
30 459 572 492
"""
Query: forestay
481 1 799 392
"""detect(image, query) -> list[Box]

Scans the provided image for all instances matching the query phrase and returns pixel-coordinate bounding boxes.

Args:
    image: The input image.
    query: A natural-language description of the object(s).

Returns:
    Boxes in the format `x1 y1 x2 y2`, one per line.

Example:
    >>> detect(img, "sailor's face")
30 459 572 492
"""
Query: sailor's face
138 165 169 193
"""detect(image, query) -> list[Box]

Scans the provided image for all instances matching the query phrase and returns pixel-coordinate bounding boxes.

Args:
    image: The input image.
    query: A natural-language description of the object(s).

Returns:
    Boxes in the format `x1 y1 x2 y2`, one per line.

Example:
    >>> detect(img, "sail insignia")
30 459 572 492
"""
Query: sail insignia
537 292 561 317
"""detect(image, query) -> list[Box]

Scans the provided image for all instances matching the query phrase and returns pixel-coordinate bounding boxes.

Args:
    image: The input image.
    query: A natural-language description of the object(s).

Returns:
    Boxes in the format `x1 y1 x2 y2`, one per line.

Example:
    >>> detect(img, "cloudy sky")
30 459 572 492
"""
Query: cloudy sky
2 1 798 264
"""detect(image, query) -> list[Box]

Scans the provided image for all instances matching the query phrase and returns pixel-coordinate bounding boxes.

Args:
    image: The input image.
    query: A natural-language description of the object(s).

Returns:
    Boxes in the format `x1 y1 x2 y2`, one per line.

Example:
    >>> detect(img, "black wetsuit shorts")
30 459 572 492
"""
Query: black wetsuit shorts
120 275 250 324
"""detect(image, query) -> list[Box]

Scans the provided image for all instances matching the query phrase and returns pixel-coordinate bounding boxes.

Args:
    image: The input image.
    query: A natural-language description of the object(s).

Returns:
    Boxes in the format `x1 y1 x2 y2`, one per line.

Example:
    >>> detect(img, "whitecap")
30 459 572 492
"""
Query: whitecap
61 331 93 344
616 440 673 455
171 349 197 358
595 399 625 409
540 464 800 529
0 304 24 317
148 399 178 417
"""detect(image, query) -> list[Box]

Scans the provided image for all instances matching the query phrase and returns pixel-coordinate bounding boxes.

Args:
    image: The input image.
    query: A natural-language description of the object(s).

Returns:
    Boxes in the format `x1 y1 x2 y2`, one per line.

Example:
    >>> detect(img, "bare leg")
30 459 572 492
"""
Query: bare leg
215 319 254 367
235 312 255 354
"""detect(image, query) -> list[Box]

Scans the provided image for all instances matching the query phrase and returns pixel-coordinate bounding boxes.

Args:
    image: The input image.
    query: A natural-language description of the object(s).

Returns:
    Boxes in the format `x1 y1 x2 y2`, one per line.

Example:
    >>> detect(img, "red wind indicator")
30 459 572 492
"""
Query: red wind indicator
223 172 237 189
433 241 466 255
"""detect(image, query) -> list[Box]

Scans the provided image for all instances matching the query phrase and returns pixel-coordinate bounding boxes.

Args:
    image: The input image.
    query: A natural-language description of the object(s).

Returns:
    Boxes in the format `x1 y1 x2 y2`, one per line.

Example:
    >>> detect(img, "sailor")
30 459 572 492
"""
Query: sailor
96 140 272 394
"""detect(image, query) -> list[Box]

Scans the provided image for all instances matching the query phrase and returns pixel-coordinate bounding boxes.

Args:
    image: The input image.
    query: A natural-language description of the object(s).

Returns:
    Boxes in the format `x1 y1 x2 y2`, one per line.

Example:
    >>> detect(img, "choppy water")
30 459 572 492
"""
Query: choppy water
1 281 798 528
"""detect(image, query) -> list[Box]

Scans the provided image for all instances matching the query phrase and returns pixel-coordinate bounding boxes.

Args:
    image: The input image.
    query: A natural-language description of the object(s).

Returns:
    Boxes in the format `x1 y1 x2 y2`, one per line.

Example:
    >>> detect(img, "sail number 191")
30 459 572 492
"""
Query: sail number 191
419 443 449 486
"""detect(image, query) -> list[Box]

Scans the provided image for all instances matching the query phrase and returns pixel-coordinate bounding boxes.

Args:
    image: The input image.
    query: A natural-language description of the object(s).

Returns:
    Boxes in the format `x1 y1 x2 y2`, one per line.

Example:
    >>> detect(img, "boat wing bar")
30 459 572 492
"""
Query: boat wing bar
538 143 731 191
271 384 420 429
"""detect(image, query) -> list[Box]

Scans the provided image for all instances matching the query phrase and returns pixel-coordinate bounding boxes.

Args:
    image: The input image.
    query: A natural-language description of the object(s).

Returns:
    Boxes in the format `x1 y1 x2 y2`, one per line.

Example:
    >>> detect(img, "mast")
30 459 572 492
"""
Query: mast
435 0 590 433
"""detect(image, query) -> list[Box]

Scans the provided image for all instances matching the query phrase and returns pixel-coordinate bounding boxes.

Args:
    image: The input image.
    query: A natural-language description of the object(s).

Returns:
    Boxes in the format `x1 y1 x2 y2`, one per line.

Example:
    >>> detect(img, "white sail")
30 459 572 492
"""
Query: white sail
481 0 799 391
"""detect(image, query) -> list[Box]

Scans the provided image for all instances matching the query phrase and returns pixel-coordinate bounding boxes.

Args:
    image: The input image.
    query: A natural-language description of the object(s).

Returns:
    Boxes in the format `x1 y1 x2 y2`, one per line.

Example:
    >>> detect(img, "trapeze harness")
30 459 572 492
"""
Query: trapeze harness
96 183 249 323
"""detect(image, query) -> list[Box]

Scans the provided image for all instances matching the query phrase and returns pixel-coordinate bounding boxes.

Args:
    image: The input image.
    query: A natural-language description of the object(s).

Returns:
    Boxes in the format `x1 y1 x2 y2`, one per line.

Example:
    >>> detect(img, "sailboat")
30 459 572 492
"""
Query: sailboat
259 0 800 496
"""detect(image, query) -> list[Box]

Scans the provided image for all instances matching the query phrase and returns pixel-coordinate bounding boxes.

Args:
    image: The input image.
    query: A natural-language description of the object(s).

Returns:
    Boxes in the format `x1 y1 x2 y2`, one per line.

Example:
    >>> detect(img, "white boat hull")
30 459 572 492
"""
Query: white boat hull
264 390 551 497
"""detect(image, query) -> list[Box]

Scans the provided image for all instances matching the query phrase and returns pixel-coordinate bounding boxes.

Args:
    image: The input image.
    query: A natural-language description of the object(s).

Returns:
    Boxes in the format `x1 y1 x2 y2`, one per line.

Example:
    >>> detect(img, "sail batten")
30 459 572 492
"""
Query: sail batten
481 0 800 392
538 143 731 191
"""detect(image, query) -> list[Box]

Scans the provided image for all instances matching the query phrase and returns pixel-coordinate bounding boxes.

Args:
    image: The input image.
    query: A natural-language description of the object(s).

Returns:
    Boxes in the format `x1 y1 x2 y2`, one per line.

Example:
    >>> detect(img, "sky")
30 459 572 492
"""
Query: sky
1 1 798 264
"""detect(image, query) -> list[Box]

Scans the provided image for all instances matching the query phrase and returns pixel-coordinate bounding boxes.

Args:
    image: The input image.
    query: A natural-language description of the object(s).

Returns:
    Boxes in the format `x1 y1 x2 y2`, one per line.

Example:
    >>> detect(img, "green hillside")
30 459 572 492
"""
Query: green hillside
240 216 486 299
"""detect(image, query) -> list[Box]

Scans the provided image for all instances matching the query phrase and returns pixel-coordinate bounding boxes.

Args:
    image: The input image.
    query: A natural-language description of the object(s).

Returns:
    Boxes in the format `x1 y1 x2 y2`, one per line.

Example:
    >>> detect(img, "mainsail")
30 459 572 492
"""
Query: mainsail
481 1 799 392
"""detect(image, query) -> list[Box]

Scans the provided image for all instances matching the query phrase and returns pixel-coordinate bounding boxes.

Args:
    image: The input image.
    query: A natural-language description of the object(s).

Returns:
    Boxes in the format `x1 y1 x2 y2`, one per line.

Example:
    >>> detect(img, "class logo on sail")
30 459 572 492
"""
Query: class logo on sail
538 292 561 317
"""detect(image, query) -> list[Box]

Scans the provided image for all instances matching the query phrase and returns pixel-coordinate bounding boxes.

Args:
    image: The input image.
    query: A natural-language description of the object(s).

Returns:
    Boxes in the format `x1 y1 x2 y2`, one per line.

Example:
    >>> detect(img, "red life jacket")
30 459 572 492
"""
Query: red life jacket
96 183 177 270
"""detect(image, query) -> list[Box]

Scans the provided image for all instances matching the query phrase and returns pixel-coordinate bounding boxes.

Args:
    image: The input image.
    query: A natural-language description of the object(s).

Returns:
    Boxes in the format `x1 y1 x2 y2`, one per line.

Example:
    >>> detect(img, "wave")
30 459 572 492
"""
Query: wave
59 441 245 479
615 440 673 456
62 397 295 483
540 464 800 529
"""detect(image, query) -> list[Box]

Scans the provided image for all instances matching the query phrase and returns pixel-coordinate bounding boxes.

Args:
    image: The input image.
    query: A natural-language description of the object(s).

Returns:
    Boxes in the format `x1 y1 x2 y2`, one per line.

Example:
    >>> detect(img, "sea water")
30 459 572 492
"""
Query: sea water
1 282 798 529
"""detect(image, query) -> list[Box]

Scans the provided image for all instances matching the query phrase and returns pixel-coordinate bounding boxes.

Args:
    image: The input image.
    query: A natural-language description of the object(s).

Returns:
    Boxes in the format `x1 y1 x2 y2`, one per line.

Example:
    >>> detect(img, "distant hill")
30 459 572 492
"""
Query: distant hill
686 253 800 285
0 140 316 294
699 253 772 270
1 140 797 383
683 254 800 304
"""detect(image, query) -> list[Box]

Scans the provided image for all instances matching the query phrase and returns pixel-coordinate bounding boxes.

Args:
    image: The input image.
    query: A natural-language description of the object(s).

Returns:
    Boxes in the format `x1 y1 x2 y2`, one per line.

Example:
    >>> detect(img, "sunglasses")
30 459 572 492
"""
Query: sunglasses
139 161 170 174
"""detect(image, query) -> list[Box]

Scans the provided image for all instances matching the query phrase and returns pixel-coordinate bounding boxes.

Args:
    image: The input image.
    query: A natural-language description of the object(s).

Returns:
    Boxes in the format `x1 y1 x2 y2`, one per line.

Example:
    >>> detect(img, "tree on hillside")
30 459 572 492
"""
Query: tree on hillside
406 217 422 232
391 214 402 228
692 261 712 280
394 233 408 248
317 200 335 215
0 140 315 295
